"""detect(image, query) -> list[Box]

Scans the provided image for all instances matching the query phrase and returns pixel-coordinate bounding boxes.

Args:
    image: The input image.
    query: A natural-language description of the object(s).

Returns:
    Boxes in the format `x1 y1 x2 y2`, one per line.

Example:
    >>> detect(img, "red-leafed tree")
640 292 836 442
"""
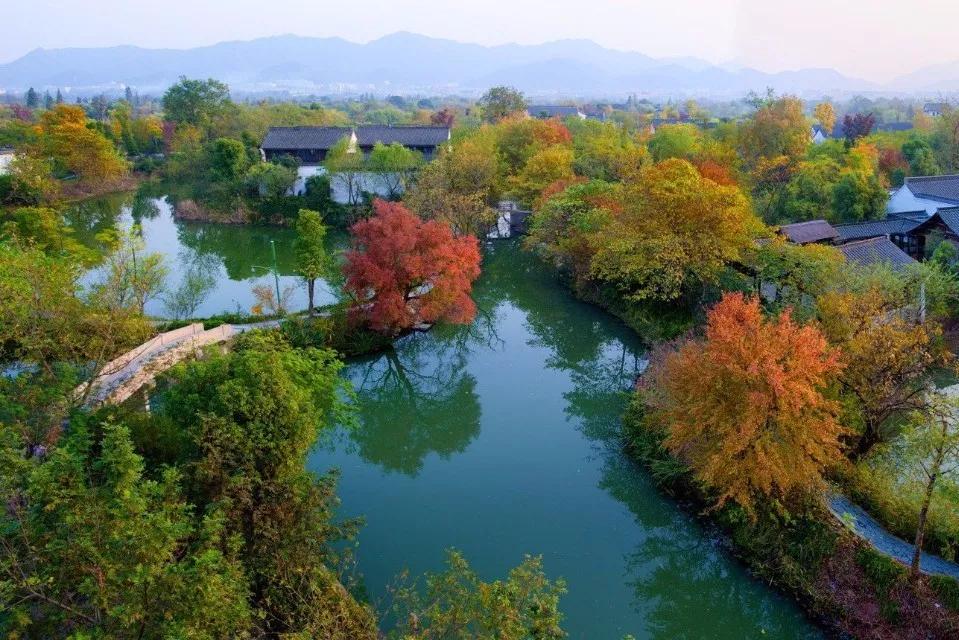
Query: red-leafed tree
343 200 482 334
431 108 456 128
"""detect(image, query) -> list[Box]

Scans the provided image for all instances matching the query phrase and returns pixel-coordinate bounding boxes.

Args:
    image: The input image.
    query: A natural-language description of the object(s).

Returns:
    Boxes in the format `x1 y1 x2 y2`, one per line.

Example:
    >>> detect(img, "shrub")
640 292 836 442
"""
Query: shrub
929 574 959 612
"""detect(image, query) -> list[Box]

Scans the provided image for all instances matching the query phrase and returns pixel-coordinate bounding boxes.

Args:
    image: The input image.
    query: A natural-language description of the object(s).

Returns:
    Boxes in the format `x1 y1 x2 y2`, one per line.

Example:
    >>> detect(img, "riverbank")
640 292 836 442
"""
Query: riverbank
58 173 143 202
172 197 254 224
523 247 959 637
615 335 959 639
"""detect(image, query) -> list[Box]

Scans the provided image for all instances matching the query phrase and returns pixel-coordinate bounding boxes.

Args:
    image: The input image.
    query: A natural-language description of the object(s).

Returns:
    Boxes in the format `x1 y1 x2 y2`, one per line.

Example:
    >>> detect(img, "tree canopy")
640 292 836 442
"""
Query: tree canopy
344 200 481 334
642 293 845 513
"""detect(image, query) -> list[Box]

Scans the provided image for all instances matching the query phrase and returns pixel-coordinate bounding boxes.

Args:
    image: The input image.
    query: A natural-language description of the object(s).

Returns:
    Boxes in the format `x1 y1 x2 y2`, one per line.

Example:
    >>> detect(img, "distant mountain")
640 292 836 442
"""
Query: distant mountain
0 32 881 97
890 60 959 93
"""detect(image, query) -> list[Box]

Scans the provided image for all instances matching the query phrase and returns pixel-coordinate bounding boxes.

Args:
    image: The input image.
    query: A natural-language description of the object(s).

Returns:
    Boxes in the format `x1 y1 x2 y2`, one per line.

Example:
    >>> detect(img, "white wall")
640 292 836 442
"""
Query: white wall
292 165 326 196
0 152 14 175
887 184 944 216
291 165 401 204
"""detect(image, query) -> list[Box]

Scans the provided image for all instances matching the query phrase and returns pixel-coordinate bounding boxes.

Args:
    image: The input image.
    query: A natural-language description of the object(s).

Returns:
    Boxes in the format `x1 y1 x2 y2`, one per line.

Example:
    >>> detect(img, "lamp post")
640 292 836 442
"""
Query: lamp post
270 239 281 311
252 239 283 314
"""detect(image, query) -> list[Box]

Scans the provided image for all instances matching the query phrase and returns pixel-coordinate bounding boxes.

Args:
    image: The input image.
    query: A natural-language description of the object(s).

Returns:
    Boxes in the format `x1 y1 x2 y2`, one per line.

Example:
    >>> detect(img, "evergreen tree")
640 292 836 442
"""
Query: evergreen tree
25 86 39 108
54 88 63 104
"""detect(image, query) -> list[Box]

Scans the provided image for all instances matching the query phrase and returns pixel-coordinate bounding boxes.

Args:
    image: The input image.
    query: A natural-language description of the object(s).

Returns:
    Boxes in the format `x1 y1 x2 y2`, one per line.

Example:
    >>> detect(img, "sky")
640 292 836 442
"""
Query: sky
4 0 958 82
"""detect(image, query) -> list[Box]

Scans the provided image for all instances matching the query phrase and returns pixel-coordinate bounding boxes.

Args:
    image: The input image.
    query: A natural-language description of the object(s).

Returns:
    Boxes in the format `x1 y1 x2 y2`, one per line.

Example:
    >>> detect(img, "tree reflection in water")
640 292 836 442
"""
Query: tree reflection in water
599 452 820 640
344 324 492 477
483 241 815 639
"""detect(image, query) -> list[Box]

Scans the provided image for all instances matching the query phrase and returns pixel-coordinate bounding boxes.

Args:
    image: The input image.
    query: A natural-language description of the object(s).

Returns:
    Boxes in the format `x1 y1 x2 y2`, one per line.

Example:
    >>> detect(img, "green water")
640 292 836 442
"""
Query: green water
309 242 823 639
66 191 341 318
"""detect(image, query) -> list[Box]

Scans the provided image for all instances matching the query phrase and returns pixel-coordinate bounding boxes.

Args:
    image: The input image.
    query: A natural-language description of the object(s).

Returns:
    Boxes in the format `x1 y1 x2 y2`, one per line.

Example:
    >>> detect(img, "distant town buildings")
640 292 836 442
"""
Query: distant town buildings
526 105 587 120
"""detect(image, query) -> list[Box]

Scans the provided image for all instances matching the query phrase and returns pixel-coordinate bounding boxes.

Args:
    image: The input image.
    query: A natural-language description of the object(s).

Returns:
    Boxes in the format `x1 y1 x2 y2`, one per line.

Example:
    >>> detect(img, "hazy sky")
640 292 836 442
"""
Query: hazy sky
5 0 958 82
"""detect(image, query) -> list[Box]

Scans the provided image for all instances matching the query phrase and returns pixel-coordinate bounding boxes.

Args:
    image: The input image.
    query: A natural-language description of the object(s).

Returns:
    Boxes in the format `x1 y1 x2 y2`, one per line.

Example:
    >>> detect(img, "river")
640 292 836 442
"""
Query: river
67 193 821 638
66 191 341 318
309 242 822 638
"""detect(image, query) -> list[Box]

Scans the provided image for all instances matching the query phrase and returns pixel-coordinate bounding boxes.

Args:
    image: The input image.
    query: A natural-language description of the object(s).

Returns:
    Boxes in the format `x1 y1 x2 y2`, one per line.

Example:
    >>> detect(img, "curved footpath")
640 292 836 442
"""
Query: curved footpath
828 493 959 580
78 320 280 408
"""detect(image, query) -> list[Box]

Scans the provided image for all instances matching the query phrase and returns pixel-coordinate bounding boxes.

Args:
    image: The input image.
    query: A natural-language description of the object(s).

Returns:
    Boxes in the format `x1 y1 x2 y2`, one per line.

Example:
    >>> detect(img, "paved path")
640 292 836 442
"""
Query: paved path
828 493 959 579
78 320 280 408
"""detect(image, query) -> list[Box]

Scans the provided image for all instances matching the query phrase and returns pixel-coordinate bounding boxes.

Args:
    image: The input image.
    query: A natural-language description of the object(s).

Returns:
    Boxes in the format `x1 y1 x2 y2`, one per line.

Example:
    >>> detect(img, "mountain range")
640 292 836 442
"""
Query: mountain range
0 32 954 97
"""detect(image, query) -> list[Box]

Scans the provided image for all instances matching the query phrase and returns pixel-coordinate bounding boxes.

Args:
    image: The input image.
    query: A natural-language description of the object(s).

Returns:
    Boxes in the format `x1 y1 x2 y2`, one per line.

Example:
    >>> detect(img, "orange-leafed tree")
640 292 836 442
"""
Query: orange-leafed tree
643 293 845 513
343 200 482 334
34 104 128 186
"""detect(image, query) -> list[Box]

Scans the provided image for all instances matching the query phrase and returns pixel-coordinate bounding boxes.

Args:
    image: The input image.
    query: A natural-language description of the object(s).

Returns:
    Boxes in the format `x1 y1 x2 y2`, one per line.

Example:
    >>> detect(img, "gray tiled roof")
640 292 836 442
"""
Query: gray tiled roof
262 125 450 151
935 207 959 234
838 237 916 271
527 105 582 118
262 126 351 150
834 218 922 242
778 220 839 244
905 174 959 204
354 125 450 148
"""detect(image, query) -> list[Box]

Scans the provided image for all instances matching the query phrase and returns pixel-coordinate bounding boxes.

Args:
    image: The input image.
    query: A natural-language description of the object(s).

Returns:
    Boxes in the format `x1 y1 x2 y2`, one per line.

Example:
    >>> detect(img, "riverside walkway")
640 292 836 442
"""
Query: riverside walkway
828 493 959 579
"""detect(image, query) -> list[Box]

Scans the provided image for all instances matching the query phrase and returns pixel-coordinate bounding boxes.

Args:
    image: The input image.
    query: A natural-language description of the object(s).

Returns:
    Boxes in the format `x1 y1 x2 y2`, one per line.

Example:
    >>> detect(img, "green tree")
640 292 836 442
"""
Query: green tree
387 550 566 639
0 206 97 265
904 394 959 579
367 141 423 199
773 156 840 223
526 180 618 288
208 137 250 182
508 144 575 208
479 86 527 123
648 123 702 162
161 77 232 128
5 154 57 204
0 242 150 415
831 170 886 223
902 135 940 176
1 419 251 636
0 420 252 638
325 137 366 208
25 87 39 108
244 161 297 200
404 138 499 237
589 159 761 303
294 209 331 315
159 331 376 638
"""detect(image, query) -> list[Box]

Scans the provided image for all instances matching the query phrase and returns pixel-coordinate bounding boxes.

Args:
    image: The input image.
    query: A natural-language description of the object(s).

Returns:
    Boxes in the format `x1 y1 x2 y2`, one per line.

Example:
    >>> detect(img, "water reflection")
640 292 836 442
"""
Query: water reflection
64 190 341 317
346 331 482 477
313 239 820 638
175 220 299 281
598 452 820 639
